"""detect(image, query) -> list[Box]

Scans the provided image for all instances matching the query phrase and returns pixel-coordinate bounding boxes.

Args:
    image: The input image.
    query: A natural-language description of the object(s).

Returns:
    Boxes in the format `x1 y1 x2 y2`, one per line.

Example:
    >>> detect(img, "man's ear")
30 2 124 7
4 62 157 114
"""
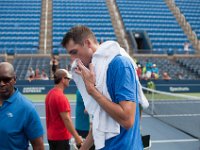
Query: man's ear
84 39 92 48
13 76 17 83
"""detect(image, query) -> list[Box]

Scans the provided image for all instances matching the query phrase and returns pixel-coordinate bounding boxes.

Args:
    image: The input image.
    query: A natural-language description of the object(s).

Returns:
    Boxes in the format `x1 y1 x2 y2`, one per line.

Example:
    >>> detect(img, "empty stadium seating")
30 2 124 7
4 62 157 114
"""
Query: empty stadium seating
0 56 5 62
11 55 200 80
13 57 50 80
1 0 200 81
116 0 192 53
59 56 71 69
0 0 41 54
135 57 199 80
176 57 200 76
52 0 116 53
175 0 200 39
13 55 72 80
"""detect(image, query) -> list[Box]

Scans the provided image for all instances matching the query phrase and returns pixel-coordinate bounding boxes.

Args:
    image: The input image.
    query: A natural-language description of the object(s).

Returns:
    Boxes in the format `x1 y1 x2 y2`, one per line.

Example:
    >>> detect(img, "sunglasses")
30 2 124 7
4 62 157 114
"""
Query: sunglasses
0 77 13 84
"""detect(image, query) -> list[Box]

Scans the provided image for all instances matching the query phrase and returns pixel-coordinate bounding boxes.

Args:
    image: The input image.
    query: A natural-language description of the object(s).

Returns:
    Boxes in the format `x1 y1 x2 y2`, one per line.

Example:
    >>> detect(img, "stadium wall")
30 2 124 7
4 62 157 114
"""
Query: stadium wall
141 80 200 93
16 80 77 94
15 80 200 94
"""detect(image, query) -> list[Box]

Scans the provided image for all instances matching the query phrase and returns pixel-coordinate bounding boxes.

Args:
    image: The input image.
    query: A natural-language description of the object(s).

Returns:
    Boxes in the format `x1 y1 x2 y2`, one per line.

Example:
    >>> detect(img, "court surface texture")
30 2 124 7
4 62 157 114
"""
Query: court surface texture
30 101 200 150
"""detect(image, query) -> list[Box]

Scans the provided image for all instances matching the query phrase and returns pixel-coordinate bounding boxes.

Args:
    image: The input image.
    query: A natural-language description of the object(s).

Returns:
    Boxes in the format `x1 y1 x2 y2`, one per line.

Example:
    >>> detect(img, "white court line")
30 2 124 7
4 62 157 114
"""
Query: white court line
41 115 149 119
31 143 74 146
41 115 151 119
34 101 200 106
39 138 199 146
151 101 200 104
40 114 200 119
142 114 200 118
34 103 76 106
41 115 147 119
142 115 152 118
152 114 200 117
152 139 199 144
40 116 75 119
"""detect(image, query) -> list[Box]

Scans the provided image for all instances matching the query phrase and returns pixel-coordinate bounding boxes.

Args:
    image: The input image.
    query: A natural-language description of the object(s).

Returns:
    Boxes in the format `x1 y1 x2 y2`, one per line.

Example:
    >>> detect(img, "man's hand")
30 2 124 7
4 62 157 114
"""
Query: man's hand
75 60 96 94
79 129 94 150
60 112 83 148
75 136 83 147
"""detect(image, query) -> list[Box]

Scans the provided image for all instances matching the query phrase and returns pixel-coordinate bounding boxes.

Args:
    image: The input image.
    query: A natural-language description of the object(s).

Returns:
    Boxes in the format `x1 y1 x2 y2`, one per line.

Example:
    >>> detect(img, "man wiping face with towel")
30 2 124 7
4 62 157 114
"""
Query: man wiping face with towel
62 25 147 150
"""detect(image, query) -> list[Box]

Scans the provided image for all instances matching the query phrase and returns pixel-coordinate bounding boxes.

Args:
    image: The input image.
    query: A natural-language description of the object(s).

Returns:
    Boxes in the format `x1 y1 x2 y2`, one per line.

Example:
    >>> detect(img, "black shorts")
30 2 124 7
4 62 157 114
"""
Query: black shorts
76 129 89 138
48 139 70 150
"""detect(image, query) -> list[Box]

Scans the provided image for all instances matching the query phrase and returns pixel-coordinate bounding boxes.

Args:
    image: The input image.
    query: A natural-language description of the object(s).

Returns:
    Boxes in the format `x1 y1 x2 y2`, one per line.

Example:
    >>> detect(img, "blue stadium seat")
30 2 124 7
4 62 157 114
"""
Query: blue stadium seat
116 0 190 53
175 0 200 39
0 0 41 54
52 0 116 53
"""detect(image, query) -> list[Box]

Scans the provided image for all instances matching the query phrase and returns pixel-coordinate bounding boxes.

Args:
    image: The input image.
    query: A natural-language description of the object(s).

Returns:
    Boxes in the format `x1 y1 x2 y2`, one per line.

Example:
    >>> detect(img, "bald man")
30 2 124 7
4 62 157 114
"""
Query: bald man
0 62 44 150
45 69 83 150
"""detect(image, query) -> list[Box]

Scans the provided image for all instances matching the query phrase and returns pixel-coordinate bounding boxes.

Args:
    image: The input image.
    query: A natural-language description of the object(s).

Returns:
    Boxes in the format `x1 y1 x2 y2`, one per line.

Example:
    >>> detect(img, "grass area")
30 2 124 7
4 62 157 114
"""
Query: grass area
24 94 76 102
145 92 200 101
24 92 200 102
181 93 200 97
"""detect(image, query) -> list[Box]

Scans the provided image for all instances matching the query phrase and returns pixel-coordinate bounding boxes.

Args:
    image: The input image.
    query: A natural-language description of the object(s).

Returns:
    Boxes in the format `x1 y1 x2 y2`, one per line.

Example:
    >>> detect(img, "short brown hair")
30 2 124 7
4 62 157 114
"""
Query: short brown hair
61 25 97 47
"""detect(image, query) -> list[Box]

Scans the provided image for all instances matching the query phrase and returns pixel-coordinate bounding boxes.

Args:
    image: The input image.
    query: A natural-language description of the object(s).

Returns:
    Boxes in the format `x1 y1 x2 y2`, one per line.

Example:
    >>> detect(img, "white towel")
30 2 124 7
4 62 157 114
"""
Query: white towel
71 48 120 149
92 41 149 109
71 41 149 149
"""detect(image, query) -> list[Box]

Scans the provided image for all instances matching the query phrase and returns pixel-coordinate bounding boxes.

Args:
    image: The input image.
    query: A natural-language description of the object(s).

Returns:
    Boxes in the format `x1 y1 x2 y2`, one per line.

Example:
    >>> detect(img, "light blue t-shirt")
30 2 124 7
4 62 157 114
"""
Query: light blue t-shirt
0 88 44 150
75 90 90 131
101 55 143 150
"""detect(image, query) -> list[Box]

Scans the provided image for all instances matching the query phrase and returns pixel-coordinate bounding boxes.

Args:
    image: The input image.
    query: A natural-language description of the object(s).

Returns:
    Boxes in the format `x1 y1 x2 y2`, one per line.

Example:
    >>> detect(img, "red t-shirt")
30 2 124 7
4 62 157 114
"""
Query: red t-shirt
45 88 72 140
136 67 142 79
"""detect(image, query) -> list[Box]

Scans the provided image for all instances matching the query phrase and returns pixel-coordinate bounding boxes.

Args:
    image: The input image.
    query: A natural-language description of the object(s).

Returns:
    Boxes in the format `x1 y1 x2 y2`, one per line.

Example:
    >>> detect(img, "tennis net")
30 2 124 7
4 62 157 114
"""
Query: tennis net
143 87 200 139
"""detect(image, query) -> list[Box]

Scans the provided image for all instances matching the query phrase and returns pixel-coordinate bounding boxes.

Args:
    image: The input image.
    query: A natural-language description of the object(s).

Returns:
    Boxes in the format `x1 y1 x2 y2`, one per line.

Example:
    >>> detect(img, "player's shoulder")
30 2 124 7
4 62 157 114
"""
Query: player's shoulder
110 55 132 68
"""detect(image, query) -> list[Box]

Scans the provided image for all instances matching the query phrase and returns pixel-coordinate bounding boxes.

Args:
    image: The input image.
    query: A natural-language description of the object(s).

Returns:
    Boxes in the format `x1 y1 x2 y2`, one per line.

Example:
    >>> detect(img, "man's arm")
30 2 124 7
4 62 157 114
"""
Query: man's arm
60 112 83 145
76 62 136 129
80 128 94 150
30 137 44 150
90 88 136 129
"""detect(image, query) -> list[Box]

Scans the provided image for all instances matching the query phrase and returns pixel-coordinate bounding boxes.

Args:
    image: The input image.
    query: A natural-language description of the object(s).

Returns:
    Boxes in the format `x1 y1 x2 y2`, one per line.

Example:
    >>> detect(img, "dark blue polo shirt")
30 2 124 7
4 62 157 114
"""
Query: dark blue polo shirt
0 88 43 150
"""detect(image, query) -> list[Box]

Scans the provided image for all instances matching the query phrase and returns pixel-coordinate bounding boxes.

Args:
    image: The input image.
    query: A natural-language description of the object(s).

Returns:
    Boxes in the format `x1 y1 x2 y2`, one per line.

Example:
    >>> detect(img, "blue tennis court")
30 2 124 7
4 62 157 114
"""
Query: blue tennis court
32 101 200 150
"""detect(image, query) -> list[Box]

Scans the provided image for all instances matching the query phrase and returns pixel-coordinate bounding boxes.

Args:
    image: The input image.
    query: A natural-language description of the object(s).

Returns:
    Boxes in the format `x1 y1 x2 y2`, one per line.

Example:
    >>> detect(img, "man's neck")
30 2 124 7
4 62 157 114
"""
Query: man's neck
54 84 64 92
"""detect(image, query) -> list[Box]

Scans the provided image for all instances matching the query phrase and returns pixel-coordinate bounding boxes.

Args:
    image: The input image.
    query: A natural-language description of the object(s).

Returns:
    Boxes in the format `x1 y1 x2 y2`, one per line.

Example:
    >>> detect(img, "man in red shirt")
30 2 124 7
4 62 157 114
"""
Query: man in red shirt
45 69 82 150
